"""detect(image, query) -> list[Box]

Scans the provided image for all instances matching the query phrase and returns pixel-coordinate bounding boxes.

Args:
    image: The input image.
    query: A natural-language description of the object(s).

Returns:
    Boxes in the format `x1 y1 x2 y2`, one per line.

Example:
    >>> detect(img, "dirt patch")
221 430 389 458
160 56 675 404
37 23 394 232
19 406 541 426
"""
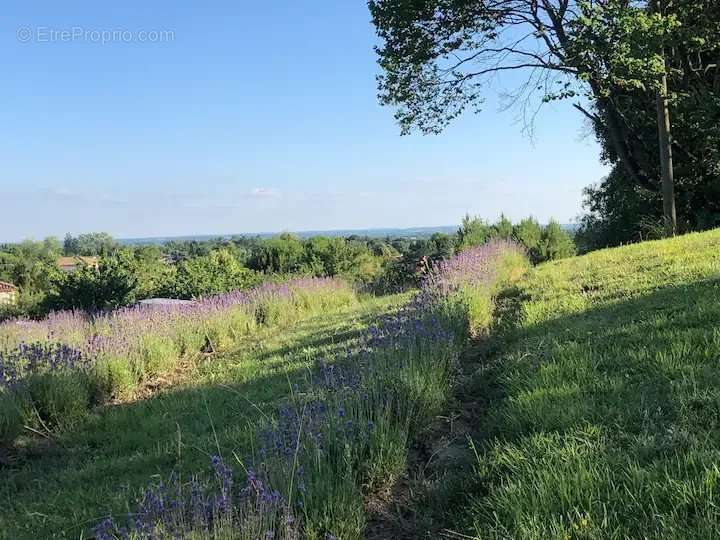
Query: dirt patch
363 406 480 539
362 332 508 539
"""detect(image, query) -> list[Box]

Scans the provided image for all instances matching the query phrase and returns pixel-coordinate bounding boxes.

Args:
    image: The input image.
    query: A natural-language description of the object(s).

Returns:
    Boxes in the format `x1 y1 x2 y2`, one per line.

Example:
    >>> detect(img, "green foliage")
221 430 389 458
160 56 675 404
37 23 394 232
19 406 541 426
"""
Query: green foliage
248 234 306 274
95 356 137 400
63 232 118 256
25 372 91 431
303 236 351 276
0 238 62 316
169 249 260 299
457 215 490 251
0 389 23 444
567 1 676 98
131 245 177 299
575 168 664 252
575 1 720 249
371 232 457 293
459 215 575 263
368 0 678 132
513 217 542 261
0 232 399 318
47 251 139 311
538 220 577 261
491 214 513 240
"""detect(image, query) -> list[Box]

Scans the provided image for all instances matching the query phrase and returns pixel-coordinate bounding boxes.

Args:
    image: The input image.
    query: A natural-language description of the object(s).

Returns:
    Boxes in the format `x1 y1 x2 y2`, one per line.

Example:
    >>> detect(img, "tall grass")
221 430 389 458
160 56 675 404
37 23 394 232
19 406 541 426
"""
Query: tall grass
93 241 528 539
0 277 357 444
455 230 720 539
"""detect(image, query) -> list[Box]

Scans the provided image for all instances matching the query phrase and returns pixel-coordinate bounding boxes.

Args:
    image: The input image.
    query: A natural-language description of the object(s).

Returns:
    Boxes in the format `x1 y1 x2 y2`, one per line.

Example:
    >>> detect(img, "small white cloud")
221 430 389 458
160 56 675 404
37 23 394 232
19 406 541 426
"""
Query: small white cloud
250 187 279 198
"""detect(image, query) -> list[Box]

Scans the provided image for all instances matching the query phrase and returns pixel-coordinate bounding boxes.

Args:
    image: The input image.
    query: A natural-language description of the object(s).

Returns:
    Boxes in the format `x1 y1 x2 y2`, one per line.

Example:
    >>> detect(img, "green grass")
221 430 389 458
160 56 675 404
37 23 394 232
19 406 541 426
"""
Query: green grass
448 230 720 539
0 294 407 540
11 229 720 539
0 279 359 445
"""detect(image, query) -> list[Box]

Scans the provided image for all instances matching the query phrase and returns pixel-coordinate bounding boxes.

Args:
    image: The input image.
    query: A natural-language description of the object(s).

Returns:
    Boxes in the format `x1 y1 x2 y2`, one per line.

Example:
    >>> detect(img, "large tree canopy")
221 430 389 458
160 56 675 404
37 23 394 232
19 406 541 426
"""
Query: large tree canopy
577 1 720 246
370 0 719 204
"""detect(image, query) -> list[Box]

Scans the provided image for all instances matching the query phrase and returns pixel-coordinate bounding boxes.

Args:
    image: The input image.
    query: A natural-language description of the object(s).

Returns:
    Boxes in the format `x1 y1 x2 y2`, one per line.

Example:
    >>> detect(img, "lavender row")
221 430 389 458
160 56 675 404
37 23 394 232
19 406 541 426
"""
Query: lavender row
93 241 526 539
0 277 357 444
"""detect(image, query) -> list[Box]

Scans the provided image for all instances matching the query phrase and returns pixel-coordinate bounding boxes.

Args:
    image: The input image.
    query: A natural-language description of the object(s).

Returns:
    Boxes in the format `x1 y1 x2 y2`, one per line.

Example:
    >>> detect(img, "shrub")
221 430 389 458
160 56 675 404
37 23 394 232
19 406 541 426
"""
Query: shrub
169 249 260 299
46 251 139 311
25 371 91 431
538 220 576 261
513 217 543 262
142 336 179 377
95 356 137 400
0 389 23 444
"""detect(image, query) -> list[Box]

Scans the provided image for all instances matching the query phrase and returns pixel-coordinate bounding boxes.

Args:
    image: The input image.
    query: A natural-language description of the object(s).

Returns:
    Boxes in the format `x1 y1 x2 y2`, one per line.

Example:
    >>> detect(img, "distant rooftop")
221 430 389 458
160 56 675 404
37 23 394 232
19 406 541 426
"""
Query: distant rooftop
57 256 99 270
137 298 195 307
0 281 18 292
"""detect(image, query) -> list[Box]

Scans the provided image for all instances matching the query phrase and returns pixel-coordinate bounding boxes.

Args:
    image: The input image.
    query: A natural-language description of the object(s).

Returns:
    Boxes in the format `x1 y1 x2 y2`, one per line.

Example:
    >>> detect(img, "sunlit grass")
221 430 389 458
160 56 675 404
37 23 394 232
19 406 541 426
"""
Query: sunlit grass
0 295 404 539
453 229 720 539
0 278 357 444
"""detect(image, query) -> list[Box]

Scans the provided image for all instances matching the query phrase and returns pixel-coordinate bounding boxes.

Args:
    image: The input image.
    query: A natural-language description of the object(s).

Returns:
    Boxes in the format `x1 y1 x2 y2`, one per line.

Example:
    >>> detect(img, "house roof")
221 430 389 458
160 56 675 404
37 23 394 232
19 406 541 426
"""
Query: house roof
137 298 196 307
57 256 99 267
0 281 18 293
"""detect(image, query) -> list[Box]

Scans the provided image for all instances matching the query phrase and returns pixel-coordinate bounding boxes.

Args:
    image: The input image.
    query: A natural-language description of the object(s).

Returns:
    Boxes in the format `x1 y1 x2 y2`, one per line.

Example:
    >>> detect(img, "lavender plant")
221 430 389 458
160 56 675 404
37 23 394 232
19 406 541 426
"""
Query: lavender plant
92 241 527 539
0 277 356 443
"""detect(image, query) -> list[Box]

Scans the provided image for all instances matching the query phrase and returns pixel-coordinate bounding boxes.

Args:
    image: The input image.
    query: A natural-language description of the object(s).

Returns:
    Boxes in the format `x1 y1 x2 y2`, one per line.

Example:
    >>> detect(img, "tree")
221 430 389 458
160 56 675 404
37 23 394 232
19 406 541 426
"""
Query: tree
578 0 720 246
248 234 306 274
304 237 351 276
457 214 490 250
539 220 576 261
653 0 676 236
48 251 139 311
0 238 62 316
369 0 689 236
513 217 543 262
575 168 663 252
428 232 457 259
64 232 118 256
169 249 259 299
131 246 176 299
491 214 514 240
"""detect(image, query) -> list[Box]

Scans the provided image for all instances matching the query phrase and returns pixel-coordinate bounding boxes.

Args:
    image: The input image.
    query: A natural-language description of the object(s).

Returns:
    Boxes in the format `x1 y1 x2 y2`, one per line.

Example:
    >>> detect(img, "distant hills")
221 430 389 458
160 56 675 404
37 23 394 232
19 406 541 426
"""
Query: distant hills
117 226 461 245
118 223 578 246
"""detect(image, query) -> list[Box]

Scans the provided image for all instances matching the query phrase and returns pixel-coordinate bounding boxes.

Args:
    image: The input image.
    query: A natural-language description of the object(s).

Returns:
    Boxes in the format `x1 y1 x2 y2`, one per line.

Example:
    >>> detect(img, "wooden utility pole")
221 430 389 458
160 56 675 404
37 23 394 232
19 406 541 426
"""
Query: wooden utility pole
654 0 677 237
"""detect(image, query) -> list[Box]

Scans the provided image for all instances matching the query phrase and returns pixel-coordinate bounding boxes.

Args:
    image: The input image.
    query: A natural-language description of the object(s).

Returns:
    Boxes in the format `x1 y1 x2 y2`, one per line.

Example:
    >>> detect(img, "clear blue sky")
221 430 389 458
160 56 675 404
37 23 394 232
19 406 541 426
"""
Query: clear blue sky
1 1 608 243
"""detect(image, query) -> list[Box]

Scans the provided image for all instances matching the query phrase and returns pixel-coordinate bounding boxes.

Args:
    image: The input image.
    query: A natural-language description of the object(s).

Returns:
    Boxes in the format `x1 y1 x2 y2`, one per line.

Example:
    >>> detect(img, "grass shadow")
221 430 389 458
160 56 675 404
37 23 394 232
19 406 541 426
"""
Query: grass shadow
423 276 720 536
0 296 402 539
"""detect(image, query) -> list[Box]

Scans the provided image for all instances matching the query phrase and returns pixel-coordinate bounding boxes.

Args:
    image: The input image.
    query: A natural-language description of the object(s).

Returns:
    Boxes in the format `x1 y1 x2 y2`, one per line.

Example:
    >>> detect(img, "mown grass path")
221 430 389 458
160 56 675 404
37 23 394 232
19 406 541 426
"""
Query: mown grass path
0 294 406 539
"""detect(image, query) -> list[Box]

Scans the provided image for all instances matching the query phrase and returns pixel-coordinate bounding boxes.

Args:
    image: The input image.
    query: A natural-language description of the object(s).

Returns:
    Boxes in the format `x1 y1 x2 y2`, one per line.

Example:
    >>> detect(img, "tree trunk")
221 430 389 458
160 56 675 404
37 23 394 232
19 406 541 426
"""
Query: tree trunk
656 76 677 237
654 0 677 237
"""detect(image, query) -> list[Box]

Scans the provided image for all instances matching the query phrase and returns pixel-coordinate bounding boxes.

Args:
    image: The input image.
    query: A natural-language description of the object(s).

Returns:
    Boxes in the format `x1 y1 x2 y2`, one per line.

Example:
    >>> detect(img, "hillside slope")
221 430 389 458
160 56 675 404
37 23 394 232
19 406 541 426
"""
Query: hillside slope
458 230 720 539
0 295 406 539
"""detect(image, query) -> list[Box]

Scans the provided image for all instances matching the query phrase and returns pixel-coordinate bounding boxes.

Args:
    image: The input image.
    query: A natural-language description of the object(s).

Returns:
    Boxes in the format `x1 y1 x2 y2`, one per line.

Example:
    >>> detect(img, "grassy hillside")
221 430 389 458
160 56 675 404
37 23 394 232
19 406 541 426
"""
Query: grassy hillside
5 230 719 539
454 230 720 538
0 241 526 539
0 294 406 539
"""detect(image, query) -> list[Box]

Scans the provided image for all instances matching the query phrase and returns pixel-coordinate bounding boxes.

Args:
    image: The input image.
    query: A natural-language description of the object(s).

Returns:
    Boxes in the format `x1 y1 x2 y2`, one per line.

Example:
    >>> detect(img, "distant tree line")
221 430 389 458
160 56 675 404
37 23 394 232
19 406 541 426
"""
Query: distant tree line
0 217 574 318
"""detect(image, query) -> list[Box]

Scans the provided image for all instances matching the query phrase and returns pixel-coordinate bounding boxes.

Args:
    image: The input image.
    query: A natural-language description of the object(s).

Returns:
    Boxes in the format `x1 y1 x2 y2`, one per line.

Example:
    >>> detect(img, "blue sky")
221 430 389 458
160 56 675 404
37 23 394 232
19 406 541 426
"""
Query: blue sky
0 1 608 243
